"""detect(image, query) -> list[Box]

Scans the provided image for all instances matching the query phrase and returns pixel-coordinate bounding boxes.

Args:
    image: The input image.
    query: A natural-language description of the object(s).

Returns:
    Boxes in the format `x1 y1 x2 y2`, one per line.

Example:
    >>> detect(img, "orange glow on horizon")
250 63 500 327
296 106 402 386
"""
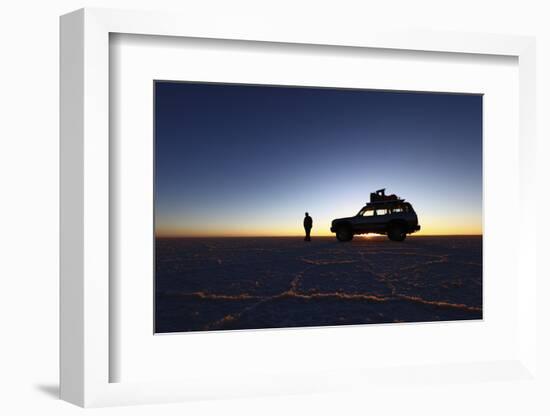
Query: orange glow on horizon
155 212 481 238
155 227 482 238
155 214 481 237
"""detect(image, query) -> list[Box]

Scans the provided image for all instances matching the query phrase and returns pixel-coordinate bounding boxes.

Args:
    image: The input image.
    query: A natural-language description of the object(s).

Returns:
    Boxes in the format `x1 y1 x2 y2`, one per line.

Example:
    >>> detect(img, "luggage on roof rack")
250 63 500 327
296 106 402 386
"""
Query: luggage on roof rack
369 188 403 204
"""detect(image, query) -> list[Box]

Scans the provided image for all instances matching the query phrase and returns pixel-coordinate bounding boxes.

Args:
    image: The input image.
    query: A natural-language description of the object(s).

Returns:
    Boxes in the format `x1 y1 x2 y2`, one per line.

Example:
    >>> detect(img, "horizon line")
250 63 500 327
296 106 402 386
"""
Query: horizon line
155 234 483 238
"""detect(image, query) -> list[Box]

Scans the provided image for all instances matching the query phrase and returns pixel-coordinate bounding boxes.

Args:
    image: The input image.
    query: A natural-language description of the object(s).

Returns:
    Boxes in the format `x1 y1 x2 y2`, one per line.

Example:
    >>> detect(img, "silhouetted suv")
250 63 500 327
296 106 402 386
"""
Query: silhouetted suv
330 189 421 242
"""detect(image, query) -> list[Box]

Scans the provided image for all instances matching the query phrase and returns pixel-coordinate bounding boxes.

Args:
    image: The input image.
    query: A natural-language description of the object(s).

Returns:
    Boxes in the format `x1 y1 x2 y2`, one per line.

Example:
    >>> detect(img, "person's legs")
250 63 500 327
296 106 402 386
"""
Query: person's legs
305 227 311 241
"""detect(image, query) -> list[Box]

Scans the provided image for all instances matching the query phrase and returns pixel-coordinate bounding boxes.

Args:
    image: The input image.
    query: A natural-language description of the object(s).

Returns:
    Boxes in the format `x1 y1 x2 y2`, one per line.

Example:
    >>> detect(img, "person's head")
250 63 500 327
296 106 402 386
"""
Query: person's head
305 212 309 217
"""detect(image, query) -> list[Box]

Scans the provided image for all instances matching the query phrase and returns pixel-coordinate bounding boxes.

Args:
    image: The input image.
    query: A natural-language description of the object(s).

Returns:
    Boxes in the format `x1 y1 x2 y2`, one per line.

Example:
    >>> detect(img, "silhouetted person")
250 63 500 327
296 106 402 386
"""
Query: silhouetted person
303 212 313 241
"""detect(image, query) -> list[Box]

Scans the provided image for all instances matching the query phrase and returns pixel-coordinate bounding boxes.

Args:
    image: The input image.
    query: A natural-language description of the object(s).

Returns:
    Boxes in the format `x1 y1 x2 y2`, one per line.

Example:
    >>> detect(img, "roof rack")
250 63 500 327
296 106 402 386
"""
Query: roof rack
369 188 404 204
366 199 405 206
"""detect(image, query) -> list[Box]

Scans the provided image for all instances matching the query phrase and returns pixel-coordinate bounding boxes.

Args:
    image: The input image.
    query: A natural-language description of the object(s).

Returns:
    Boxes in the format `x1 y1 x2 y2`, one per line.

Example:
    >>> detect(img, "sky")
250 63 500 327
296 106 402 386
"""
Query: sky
154 81 482 237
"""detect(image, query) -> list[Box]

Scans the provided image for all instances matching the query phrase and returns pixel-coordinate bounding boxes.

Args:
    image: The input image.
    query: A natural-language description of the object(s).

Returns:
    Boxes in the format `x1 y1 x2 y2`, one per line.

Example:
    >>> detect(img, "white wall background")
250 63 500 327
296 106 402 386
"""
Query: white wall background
1 1 548 415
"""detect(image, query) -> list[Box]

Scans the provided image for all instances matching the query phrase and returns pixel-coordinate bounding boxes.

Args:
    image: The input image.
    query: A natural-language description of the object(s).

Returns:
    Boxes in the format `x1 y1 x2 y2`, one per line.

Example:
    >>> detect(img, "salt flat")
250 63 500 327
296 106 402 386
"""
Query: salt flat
155 236 482 333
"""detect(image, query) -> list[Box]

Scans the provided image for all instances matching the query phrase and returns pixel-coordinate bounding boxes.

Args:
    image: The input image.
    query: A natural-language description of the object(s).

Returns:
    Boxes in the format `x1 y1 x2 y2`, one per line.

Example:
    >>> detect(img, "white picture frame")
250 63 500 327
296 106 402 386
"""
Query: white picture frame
60 7 537 407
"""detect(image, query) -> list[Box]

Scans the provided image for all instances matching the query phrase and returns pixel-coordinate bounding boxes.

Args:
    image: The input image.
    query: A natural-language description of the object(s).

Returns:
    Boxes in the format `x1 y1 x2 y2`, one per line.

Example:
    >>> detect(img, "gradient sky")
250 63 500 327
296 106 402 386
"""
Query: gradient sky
155 82 482 237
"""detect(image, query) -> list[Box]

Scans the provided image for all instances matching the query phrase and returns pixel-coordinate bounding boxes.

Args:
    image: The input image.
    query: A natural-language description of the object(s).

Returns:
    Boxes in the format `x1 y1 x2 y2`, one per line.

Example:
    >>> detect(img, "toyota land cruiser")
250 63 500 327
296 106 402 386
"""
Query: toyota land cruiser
330 189 421 242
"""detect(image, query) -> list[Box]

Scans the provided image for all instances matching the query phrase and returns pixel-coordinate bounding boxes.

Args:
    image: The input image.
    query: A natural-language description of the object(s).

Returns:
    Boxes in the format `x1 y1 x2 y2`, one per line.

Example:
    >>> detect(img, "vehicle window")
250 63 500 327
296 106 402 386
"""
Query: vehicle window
392 207 403 213
376 209 388 216
362 209 375 216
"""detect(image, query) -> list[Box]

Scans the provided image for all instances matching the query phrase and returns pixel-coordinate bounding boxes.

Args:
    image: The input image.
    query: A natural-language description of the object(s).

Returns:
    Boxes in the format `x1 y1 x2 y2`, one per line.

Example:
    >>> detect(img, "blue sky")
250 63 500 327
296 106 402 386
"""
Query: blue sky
155 82 482 236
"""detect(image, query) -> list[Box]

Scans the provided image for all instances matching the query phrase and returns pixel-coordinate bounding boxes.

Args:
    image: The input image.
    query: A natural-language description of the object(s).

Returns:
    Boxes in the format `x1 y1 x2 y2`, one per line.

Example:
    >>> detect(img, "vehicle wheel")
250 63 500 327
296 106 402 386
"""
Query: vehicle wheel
388 224 406 242
336 226 353 242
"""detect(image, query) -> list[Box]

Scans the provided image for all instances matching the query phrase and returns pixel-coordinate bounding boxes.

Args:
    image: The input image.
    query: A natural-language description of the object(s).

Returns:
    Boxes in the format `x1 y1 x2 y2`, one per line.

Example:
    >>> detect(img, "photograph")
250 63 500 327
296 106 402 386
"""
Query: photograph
154 81 483 333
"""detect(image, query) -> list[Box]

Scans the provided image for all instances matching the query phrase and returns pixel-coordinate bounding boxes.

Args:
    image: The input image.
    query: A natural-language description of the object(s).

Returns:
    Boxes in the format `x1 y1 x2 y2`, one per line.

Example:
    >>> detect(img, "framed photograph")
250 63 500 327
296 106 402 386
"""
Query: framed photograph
60 8 538 407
